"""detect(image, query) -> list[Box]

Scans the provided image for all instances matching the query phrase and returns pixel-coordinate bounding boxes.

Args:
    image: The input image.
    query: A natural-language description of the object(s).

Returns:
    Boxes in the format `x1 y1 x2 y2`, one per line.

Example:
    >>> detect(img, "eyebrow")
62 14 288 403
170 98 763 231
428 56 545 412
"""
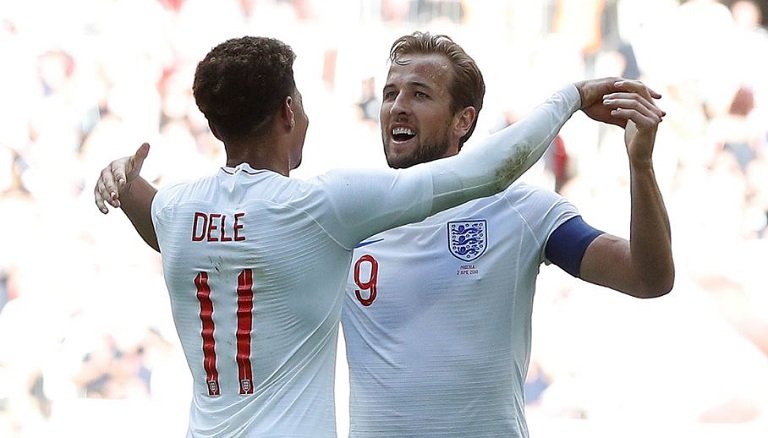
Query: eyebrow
409 81 432 90
383 80 434 91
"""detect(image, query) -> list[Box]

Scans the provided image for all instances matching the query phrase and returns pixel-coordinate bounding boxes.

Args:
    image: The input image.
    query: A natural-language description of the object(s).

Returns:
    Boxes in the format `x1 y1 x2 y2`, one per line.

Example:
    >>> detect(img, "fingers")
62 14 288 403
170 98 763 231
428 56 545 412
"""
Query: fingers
579 77 661 111
110 159 128 190
94 183 109 214
94 166 120 214
603 99 662 125
613 79 662 101
93 142 150 214
608 106 661 131
602 92 665 127
94 163 125 214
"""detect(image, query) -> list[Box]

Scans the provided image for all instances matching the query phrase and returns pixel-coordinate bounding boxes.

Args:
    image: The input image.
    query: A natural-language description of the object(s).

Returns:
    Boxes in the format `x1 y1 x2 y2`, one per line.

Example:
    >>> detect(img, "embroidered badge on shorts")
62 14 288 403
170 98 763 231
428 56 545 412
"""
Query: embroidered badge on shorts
447 220 487 262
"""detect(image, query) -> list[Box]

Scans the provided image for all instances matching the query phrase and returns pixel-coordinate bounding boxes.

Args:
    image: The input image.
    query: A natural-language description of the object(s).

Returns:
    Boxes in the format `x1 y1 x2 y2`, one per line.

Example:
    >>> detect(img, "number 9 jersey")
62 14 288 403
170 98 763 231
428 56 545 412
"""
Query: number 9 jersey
342 182 579 437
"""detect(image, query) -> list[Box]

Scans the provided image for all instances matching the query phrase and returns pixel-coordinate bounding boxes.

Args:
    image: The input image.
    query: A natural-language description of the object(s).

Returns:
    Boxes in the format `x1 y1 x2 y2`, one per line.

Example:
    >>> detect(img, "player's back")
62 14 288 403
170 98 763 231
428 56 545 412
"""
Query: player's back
152 164 358 437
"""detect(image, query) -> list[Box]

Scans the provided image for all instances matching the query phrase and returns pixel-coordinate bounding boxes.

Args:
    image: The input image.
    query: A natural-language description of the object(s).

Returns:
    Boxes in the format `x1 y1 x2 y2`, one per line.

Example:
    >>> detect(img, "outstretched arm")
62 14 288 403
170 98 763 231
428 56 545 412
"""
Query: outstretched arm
428 77 662 215
94 143 160 252
578 85 674 298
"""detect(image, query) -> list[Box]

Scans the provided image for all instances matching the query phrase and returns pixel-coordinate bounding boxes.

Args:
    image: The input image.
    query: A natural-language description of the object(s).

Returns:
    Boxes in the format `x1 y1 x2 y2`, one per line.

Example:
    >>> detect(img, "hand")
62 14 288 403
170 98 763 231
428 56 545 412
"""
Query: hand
603 86 664 166
576 78 664 128
94 143 150 214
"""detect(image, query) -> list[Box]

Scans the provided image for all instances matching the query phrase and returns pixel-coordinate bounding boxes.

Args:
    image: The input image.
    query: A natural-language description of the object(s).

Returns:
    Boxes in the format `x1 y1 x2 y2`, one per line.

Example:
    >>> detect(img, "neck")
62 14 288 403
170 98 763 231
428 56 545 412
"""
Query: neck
224 138 291 177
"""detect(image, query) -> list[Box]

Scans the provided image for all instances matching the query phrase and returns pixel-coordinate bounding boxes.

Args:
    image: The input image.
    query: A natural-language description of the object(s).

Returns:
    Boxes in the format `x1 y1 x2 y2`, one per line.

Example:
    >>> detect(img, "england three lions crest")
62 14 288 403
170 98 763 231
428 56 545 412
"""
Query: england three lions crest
448 220 487 261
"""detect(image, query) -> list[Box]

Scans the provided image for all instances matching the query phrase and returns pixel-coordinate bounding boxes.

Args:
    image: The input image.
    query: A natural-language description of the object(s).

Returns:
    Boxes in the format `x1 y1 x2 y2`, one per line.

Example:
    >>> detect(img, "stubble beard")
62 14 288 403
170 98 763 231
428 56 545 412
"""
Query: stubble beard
384 134 452 170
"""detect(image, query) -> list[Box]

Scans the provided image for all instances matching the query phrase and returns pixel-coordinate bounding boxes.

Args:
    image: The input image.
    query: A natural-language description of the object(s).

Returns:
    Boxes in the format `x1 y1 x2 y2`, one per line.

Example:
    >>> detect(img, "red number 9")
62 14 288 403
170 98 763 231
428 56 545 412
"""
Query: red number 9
354 254 378 306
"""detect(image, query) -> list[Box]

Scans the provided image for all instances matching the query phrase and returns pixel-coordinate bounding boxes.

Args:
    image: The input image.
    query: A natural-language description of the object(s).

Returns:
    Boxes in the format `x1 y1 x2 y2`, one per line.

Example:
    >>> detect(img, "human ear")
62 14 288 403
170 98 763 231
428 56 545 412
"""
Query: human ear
455 106 477 137
282 96 296 130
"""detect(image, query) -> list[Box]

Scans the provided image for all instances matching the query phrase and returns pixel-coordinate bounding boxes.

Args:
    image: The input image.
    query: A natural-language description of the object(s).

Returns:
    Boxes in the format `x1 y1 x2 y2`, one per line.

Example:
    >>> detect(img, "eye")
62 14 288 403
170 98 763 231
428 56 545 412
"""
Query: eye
415 91 428 98
383 90 397 100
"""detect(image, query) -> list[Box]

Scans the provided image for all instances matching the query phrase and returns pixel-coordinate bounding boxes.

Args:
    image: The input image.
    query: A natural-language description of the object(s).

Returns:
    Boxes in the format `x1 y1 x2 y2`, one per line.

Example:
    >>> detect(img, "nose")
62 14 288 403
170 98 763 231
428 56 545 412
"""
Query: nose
389 93 410 117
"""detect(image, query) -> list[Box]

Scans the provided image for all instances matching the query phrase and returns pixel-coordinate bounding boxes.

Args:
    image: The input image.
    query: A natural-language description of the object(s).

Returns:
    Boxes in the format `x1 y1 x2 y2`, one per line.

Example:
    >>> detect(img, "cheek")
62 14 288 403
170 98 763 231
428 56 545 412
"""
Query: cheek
379 106 390 124
422 114 449 138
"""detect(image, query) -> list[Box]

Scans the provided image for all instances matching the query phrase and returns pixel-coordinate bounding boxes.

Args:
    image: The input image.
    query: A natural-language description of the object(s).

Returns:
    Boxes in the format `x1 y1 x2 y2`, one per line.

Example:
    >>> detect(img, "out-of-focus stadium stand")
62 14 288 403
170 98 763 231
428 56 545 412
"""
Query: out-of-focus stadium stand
1 1 767 437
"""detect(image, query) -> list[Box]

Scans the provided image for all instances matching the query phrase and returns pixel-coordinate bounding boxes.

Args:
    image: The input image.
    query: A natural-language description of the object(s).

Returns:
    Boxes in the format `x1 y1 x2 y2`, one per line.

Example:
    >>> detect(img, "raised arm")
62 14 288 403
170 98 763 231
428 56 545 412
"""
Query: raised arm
94 143 160 252
578 83 674 298
427 77 661 214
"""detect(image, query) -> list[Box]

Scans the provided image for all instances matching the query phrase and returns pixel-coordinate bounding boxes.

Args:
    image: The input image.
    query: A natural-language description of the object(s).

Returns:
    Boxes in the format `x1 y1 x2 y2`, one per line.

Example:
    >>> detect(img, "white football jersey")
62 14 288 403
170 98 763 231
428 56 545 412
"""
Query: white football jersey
150 84 580 437
343 183 578 437
152 166 434 437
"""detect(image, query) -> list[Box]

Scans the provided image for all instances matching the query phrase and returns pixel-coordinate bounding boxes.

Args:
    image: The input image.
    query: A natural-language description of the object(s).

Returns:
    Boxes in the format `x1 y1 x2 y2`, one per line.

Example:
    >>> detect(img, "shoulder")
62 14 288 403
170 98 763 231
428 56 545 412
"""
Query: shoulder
153 179 194 206
501 182 565 207
500 183 580 231
152 173 221 213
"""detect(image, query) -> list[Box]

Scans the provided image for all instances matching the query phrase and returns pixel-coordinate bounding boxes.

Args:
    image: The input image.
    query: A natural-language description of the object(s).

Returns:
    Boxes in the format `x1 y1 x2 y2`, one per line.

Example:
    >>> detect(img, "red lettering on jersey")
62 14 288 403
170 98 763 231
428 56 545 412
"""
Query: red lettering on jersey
220 215 232 242
207 213 221 241
192 212 247 242
234 213 245 241
192 212 208 241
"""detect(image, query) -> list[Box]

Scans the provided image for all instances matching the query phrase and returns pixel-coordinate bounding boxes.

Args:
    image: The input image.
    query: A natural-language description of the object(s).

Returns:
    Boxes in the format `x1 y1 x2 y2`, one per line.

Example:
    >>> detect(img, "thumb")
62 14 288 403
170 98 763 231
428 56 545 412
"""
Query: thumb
129 142 151 176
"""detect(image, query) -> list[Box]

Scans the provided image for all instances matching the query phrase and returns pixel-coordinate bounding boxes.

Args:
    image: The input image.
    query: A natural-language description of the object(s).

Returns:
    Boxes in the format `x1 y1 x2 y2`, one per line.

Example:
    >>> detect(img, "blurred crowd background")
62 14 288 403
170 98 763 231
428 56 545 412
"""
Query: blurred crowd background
1 0 768 437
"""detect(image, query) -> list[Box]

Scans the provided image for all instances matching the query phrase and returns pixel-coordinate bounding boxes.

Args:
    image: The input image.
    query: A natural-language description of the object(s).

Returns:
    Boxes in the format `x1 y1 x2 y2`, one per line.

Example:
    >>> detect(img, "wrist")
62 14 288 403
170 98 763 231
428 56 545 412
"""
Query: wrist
121 179 140 201
573 81 586 109
629 157 654 173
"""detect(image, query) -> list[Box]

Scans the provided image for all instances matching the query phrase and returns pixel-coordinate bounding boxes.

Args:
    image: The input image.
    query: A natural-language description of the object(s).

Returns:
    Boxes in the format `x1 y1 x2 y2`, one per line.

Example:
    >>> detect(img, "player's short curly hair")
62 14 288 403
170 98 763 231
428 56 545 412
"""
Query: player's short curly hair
193 36 297 142
389 31 485 149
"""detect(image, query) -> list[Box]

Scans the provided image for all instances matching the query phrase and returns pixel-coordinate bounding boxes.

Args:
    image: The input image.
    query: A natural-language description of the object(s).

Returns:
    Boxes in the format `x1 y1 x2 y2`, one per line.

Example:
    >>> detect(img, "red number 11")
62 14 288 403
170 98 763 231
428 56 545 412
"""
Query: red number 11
194 270 255 396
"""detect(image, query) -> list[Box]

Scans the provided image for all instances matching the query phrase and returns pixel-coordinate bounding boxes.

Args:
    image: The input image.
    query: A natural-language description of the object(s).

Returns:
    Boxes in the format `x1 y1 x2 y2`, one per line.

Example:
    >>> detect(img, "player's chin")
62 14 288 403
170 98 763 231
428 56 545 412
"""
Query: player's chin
387 138 416 157
385 151 418 169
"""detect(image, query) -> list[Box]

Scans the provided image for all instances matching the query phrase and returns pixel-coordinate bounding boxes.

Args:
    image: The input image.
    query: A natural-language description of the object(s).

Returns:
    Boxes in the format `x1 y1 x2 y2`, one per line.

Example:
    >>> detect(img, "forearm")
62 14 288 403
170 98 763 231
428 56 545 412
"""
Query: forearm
121 177 160 253
628 163 674 295
428 84 580 214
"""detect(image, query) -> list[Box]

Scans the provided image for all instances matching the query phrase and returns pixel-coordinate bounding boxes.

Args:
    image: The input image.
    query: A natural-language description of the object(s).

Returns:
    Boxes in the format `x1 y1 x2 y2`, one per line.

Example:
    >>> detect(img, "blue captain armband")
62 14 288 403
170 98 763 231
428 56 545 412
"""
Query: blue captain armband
544 216 604 278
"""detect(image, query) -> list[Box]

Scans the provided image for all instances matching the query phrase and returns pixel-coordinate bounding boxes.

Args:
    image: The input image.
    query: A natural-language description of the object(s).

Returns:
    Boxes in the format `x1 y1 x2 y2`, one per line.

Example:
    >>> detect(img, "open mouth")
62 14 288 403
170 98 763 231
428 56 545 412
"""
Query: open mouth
392 127 416 142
